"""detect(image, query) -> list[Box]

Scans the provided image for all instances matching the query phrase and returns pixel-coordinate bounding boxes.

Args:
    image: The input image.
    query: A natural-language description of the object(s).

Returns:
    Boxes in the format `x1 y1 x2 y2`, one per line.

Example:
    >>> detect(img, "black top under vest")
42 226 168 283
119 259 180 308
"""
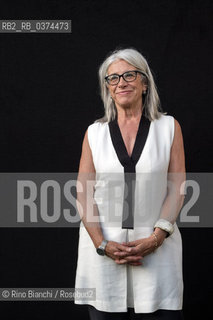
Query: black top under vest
108 111 151 229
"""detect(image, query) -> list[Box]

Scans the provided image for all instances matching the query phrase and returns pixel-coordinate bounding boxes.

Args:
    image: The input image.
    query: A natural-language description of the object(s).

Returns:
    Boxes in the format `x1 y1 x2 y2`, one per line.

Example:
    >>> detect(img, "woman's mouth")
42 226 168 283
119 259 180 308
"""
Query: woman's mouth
116 91 132 95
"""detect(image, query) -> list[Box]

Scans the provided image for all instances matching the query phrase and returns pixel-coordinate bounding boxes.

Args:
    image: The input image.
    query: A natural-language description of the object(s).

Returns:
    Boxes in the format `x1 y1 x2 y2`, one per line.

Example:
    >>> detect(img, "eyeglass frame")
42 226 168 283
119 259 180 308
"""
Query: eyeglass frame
104 70 147 86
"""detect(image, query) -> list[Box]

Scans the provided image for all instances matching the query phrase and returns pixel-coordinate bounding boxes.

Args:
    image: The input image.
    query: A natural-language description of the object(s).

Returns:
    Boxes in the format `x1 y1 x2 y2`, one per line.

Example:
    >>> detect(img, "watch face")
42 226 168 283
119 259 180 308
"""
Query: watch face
97 247 105 256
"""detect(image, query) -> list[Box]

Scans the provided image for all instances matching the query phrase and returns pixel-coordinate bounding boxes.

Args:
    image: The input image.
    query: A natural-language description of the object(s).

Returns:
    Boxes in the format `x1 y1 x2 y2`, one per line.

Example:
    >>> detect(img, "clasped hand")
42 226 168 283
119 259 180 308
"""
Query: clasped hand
105 236 157 266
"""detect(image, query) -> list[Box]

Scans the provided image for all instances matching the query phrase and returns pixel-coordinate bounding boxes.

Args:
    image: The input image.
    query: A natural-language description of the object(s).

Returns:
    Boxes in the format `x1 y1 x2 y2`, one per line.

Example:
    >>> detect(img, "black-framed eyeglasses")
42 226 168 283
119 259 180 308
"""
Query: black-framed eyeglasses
105 70 146 86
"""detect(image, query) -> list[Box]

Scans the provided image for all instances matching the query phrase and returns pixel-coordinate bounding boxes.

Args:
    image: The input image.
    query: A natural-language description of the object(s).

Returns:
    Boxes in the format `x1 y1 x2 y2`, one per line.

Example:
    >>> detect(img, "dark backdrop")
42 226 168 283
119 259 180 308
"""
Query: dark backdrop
0 0 212 319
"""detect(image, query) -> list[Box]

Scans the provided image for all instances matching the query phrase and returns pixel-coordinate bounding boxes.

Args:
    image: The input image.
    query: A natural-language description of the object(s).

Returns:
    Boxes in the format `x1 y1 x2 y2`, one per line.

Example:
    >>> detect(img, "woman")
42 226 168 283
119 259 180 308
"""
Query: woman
75 48 185 320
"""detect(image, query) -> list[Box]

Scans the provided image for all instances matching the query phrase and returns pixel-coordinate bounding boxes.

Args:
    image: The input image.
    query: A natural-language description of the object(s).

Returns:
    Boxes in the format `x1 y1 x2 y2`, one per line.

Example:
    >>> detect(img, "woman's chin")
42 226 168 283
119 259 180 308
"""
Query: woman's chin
116 99 133 108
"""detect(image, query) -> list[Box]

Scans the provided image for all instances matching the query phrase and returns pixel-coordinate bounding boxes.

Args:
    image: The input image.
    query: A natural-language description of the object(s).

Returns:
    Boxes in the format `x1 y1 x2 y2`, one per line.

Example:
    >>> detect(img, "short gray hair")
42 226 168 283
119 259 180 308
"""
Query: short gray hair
96 48 163 122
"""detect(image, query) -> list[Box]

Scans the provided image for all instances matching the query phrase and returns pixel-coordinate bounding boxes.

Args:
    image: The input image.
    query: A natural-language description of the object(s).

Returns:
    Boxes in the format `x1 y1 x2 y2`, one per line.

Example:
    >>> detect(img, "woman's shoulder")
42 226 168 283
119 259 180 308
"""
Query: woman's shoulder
87 121 108 146
154 113 174 124
152 113 175 144
88 120 108 133
152 113 175 130
155 113 182 131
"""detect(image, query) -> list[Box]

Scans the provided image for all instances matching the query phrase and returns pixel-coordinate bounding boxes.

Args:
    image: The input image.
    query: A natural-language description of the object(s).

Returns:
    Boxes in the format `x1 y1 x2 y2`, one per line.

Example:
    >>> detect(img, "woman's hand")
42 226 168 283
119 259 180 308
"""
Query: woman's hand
113 229 167 266
105 241 143 266
120 236 157 260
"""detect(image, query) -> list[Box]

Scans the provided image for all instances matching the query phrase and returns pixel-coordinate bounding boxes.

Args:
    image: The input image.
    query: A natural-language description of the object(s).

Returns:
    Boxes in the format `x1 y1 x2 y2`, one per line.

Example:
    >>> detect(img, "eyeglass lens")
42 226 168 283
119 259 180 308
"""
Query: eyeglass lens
107 71 137 85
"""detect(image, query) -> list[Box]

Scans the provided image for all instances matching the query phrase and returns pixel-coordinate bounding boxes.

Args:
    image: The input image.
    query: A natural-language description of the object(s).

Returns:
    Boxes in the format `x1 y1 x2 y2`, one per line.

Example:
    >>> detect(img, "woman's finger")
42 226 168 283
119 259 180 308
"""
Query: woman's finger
115 255 142 264
115 259 127 264
128 262 143 266
121 242 128 246
116 243 132 252
114 251 129 257
126 246 141 255
125 240 139 247
125 255 142 262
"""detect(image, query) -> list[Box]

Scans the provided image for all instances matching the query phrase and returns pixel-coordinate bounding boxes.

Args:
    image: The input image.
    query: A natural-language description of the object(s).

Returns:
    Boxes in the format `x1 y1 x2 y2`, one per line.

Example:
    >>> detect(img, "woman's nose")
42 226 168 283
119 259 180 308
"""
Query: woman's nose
118 76 128 87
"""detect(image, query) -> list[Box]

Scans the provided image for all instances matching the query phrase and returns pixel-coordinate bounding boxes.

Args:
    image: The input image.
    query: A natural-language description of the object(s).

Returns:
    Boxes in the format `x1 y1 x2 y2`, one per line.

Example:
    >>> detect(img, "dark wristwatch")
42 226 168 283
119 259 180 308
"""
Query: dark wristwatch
96 240 108 256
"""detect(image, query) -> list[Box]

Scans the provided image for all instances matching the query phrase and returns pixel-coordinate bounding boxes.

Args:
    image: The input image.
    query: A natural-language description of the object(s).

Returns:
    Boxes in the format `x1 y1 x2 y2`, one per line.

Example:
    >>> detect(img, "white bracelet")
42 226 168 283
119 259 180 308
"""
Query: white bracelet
154 219 174 236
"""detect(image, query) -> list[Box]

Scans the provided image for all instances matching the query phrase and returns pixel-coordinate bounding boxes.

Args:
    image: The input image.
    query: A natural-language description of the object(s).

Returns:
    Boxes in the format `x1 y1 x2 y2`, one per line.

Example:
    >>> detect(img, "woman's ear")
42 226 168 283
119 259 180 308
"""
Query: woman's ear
143 82 148 90
142 83 148 95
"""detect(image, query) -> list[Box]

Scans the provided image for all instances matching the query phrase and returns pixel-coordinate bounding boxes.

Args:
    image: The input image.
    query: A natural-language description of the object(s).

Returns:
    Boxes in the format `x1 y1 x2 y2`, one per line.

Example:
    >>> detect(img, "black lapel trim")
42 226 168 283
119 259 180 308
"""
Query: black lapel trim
109 116 135 172
131 113 151 166
108 110 151 229
109 111 150 172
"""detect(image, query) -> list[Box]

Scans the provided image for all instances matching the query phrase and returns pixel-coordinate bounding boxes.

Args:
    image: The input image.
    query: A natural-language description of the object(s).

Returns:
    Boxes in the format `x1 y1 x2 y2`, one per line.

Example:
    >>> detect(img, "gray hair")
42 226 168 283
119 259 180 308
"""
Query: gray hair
96 48 163 122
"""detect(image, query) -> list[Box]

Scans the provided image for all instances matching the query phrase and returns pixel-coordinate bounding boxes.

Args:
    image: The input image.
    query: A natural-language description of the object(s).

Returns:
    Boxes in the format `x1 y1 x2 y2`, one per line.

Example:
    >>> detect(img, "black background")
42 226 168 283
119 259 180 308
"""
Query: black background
0 0 212 319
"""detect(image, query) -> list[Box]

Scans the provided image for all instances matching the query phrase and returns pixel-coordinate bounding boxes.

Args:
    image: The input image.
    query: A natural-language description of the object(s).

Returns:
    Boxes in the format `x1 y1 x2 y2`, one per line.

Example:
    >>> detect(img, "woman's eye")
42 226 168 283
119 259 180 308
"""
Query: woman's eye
125 72 134 79
110 75 118 81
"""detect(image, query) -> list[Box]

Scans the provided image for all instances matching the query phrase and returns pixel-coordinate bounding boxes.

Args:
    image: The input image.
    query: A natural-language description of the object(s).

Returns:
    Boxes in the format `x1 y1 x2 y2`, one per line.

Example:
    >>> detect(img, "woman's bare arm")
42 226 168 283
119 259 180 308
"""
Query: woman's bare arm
154 118 186 241
76 129 104 249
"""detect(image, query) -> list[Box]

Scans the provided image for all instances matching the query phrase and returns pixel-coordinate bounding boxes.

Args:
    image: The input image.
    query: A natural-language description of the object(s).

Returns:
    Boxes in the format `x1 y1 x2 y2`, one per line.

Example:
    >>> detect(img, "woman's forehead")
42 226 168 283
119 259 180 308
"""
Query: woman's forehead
107 59 135 74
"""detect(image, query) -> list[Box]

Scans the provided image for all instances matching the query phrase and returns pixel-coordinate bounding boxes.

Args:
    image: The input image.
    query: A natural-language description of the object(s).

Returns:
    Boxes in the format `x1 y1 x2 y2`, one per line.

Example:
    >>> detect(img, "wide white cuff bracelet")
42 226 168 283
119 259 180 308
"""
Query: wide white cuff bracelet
154 219 174 236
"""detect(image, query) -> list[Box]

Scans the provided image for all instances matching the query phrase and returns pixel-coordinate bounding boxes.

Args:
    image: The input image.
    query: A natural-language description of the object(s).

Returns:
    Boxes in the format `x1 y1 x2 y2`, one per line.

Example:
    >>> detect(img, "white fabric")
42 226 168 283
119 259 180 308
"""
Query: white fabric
74 114 183 313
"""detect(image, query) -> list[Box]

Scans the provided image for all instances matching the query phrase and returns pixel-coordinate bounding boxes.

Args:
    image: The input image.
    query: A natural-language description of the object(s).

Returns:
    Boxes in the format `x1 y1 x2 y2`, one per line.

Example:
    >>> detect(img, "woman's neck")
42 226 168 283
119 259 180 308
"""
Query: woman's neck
116 103 143 123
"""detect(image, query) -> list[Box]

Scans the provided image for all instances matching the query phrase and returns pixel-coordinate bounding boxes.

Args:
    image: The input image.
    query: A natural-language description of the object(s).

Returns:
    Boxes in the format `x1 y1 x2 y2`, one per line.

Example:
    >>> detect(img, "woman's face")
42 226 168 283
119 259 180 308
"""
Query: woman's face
106 59 147 110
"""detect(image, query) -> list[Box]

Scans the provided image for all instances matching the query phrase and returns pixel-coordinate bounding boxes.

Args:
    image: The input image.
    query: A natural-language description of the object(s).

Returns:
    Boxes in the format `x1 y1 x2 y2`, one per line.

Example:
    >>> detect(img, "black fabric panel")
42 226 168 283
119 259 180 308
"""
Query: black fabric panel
122 172 136 229
109 111 151 229
131 113 151 166
109 116 135 172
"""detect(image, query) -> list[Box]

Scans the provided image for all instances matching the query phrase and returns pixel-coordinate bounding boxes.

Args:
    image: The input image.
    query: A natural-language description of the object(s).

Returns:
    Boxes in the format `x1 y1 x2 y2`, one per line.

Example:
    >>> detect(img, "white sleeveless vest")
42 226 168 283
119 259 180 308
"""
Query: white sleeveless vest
75 114 183 313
